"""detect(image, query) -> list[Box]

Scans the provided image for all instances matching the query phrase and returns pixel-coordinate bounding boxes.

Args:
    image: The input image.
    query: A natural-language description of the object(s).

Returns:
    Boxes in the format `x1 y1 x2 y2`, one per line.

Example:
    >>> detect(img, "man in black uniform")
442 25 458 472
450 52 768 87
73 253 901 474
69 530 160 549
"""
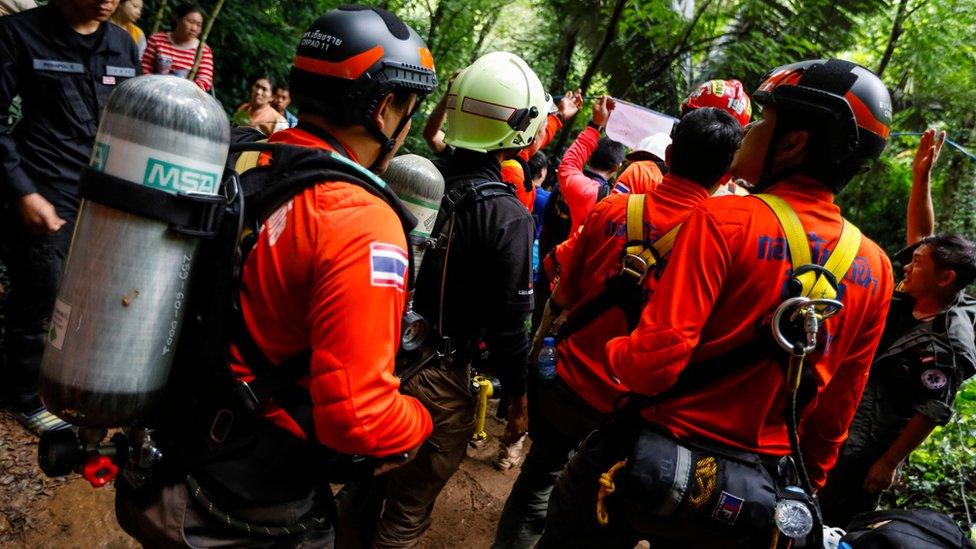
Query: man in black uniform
819 130 976 526
0 0 140 432
370 51 551 548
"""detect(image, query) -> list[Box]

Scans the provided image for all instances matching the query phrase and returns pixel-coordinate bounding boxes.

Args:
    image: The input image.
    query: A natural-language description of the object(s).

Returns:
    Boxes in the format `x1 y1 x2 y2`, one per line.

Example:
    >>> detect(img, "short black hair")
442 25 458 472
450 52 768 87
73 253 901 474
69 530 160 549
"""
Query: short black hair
669 107 742 188
589 137 626 171
920 234 976 290
273 83 290 93
174 3 204 21
527 151 547 181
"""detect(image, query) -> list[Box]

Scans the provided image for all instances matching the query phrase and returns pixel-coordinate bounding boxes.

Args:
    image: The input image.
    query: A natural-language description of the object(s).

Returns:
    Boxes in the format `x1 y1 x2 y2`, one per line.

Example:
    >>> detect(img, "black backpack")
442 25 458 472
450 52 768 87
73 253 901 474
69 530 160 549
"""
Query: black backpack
81 127 418 501
841 509 975 548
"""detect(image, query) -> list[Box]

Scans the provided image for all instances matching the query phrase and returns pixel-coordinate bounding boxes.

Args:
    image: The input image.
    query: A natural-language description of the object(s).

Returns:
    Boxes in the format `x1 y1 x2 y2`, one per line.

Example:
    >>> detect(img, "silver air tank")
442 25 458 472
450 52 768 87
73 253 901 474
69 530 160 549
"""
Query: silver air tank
383 154 445 278
40 75 229 428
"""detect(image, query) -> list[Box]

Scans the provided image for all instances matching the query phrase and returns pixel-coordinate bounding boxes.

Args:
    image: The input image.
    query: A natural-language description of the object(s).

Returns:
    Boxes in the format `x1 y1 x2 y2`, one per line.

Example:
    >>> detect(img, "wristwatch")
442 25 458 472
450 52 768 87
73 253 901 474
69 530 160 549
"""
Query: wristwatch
587 119 604 132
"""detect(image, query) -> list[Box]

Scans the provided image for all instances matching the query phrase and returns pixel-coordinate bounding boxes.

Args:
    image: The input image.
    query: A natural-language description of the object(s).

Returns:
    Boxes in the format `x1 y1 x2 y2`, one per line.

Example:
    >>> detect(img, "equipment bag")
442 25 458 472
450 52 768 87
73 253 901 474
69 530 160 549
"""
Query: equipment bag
841 509 975 548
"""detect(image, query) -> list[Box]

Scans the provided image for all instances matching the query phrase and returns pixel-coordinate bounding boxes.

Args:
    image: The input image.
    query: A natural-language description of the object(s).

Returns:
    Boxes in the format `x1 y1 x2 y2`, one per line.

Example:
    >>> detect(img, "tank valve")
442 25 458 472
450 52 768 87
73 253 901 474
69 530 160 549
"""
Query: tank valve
82 455 119 488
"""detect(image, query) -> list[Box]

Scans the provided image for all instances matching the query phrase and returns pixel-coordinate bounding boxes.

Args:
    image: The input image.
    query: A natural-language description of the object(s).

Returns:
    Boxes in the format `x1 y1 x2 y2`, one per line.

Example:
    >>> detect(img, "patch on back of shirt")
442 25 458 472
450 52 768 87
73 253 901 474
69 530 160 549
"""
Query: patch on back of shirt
370 242 408 291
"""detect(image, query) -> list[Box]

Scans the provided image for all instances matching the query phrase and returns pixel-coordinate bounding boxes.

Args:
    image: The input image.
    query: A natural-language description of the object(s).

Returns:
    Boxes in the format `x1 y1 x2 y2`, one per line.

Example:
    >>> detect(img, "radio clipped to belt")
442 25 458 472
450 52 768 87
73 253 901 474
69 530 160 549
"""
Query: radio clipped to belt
756 193 862 547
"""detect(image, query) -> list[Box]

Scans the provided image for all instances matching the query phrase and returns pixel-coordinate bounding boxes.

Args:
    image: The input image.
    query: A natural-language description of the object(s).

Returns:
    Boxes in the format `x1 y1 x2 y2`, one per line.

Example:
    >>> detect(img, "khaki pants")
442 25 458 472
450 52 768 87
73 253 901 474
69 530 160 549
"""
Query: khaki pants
371 361 476 549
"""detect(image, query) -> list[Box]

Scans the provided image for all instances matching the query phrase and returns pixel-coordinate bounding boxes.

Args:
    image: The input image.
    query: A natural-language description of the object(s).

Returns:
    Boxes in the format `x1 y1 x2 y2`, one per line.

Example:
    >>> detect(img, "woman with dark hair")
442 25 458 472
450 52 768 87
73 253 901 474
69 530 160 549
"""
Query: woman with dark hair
233 75 287 136
141 3 214 91
111 0 146 58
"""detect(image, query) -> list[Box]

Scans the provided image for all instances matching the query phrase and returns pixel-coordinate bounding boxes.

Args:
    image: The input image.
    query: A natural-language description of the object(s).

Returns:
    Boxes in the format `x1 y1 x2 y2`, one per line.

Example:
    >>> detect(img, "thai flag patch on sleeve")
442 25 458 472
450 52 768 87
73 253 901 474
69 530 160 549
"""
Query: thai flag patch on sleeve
370 242 408 291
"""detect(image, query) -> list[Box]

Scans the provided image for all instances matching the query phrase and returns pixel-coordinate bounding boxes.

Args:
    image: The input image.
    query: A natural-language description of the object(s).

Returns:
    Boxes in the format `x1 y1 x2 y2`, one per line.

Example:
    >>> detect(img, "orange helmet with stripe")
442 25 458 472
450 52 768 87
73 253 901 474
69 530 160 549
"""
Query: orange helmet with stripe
289 6 437 164
751 59 892 191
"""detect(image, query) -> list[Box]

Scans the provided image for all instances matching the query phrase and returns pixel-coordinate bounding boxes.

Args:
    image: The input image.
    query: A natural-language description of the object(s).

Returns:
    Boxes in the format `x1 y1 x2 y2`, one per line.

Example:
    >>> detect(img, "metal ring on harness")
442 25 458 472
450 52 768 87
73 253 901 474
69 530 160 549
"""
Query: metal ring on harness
771 296 844 355
620 253 651 283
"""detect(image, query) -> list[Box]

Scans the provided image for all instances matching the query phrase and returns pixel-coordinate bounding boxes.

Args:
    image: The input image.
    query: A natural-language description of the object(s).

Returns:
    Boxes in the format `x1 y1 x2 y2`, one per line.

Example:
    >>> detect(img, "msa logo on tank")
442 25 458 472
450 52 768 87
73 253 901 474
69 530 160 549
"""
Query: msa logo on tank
143 158 219 194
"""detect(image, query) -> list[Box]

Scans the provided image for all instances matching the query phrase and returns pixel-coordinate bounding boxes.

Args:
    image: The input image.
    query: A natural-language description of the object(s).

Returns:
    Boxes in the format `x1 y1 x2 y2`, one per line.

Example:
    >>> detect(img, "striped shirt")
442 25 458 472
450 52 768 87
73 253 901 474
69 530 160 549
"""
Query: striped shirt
141 31 214 91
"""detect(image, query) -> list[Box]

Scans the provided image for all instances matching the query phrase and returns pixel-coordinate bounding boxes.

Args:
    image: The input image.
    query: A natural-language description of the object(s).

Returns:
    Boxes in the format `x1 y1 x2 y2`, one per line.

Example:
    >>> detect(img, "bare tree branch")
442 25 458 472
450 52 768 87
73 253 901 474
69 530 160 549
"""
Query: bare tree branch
189 0 225 81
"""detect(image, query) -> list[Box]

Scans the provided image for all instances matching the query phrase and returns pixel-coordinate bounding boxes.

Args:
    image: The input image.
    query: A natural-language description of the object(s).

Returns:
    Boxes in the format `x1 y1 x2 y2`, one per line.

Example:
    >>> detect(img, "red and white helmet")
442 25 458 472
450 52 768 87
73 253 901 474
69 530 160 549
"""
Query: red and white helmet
681 79 752 127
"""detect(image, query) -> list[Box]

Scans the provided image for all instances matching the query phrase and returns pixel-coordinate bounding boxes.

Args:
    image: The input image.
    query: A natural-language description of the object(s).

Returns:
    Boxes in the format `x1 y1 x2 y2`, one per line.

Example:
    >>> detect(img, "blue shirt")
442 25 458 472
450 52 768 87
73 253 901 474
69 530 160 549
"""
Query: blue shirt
532 187 550 240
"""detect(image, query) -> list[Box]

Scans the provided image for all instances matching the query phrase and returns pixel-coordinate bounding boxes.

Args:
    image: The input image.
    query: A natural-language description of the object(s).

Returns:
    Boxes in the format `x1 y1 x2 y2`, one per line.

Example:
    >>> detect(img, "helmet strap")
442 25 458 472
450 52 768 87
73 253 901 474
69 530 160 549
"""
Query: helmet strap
365 100 423 173
754 123 784 192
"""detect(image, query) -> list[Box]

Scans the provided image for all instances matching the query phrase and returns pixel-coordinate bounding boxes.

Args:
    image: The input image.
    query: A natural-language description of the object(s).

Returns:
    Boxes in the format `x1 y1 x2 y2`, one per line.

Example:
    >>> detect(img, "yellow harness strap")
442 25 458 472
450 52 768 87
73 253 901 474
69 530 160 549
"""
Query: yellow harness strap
234 149 264 175
233 144 268 243
622 194 682 280
755 194 862 301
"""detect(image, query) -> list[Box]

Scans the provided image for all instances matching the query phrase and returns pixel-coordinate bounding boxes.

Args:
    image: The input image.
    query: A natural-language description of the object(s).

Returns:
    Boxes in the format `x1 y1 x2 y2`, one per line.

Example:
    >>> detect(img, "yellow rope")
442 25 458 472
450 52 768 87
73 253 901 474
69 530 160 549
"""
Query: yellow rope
687 456 718 510
596 459 629 526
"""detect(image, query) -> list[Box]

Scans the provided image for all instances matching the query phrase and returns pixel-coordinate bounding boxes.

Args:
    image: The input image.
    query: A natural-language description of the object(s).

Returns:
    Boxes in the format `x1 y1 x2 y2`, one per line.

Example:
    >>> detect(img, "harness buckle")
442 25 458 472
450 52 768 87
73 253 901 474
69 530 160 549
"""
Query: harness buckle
620 253 651 283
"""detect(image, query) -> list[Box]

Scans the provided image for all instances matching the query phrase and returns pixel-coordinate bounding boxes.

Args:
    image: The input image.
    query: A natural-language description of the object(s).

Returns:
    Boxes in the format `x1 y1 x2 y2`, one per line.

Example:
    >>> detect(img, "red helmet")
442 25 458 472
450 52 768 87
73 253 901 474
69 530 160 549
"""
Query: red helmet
681 79 752 127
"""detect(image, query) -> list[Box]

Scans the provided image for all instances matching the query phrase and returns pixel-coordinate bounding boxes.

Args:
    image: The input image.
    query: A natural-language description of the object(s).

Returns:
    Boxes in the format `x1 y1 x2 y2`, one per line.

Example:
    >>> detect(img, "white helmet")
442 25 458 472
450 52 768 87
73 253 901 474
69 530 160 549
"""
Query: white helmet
626 133 672 163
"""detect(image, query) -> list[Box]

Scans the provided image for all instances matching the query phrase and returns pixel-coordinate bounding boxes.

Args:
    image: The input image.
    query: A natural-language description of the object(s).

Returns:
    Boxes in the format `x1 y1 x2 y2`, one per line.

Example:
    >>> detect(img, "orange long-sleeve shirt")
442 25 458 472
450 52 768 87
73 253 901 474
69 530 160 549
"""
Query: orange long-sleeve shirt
557 174 711 413
607 177 893 488
230 127 433 457
502 114 564 211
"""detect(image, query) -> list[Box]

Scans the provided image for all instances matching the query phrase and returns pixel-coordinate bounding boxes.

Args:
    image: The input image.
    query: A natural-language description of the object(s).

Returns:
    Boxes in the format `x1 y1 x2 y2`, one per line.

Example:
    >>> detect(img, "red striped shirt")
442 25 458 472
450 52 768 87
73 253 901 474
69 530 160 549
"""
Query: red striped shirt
141 32 214 91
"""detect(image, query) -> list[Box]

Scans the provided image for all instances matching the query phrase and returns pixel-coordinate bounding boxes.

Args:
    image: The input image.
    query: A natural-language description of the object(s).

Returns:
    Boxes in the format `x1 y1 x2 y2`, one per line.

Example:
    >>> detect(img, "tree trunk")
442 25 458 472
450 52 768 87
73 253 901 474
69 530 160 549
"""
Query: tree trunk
427 1 446 56
550 20 578 92
469 14 499 64
577 0 628 97
876 0 910 77
552 0 629 153
189 0 225 81
151 0 169 34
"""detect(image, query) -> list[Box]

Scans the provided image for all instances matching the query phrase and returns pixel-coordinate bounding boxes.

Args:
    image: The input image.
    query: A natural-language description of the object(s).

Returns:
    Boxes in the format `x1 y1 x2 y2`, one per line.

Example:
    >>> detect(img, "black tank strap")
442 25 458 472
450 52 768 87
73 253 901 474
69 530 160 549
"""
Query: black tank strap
78 168 228 238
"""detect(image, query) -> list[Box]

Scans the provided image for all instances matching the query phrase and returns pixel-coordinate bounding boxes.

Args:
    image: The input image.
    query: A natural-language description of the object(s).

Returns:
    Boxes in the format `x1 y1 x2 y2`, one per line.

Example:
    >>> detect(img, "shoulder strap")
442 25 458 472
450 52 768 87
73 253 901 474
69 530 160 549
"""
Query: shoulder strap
754 193 862 300
558 195 683 340
615 195 863 413
430 180 513 239
234 149 264 175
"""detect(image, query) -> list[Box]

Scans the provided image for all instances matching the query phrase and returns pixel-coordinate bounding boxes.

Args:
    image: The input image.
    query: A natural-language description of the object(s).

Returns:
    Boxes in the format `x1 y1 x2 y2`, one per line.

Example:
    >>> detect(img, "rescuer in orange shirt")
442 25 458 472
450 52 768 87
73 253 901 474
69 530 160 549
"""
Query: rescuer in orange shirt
493 107 744 549
543 79 752 279
540 59 896 548
115 8 437 547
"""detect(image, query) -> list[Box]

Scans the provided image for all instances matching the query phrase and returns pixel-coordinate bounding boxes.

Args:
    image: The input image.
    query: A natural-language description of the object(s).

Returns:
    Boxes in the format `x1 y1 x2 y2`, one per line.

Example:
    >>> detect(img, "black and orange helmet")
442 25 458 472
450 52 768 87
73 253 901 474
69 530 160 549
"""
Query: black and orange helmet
289 6 437 138
753 59 891 175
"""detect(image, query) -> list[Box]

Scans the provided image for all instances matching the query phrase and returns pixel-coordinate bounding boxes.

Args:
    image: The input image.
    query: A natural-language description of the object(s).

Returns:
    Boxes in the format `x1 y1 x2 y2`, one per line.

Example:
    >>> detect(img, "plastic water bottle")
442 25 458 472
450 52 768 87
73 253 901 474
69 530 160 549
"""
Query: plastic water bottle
538 337 557 380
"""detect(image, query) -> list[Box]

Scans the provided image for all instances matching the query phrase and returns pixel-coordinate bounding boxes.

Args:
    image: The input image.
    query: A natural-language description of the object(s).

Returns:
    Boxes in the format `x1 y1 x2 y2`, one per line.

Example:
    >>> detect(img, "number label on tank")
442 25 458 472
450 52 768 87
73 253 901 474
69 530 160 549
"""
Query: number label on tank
49 299 72 351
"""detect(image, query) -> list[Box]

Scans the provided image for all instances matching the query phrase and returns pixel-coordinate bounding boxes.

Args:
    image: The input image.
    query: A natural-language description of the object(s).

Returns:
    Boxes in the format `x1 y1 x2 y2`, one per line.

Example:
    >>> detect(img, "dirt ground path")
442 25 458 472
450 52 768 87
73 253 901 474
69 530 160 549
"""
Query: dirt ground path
0 408 520 548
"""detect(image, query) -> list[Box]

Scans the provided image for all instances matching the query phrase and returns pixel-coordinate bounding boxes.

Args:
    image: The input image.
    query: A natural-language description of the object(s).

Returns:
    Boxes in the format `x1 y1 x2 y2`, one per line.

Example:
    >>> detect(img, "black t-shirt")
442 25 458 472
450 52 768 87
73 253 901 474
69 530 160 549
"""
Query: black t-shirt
414 149 534 395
